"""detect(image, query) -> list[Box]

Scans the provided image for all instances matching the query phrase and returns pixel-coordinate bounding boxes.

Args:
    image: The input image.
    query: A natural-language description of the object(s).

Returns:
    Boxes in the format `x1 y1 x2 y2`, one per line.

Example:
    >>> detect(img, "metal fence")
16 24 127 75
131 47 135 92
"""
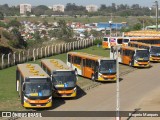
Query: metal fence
0 38 102 70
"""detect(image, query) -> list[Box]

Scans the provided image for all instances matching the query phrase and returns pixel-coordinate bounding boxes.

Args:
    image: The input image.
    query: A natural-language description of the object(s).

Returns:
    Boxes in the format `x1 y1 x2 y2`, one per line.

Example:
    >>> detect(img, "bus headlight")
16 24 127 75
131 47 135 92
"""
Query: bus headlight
98 73 102 76
47 96 52 103
73 87 77 91
24 96 29 103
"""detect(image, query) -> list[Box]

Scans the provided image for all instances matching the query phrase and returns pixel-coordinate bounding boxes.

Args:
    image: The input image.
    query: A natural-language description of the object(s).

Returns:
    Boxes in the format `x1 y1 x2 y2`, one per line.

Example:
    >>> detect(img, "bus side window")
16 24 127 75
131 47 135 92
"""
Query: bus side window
73 56 76 64
74 56 81 65
91 60 95 69
129 51 134 59
86 59 91 68
95 62 99 72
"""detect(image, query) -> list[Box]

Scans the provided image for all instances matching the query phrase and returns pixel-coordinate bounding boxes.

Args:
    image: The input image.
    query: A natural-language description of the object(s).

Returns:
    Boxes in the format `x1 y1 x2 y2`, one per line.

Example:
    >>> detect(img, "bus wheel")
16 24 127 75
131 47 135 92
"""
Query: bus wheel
91 74 95 81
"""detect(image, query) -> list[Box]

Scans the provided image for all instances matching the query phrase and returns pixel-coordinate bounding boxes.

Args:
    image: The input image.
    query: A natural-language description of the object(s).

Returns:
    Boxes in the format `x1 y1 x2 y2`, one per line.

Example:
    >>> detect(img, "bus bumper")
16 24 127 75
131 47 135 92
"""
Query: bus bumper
23 101 52 108
134 63 150 68
53 88 77 98
98 76 117 82
150 57 160 62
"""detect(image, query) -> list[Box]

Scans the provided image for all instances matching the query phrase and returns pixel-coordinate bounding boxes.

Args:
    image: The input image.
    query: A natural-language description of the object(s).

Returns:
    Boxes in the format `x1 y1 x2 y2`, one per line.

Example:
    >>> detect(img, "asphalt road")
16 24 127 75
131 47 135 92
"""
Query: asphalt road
52 63 160 111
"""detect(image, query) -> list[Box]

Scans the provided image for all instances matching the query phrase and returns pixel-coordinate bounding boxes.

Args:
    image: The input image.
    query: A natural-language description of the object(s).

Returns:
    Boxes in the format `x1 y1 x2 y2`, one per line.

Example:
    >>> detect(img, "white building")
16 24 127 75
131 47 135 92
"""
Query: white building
53 4 64 12
86 5 98 12
20 4 31 15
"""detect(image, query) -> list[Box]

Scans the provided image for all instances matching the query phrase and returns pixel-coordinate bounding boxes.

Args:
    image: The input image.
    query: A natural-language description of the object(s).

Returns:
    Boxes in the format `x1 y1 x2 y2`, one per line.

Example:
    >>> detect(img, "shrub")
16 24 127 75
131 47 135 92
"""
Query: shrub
93 39 102 45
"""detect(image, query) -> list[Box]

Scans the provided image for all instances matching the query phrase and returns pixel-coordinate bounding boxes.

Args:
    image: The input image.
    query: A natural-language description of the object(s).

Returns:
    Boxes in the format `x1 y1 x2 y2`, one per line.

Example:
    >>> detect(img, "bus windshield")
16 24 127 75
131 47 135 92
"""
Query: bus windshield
99 60 116 74
150 46 160 55
24 82 52 97
103 37 109 42
123 39 129 43
52 71 76 88
135 50 149 61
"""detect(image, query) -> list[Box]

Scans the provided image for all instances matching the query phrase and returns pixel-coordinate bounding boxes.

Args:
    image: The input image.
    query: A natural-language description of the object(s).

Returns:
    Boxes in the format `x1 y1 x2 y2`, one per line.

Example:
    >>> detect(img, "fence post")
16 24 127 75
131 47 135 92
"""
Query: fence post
33 49 36 61
36 48 39 59
45 46 47 57
48 46 50 56
41 47 43 58
55 44 57 54
19 52 21 63
61 44 64 53
83 39 85 48
8 53 11 67
80 40 82 49
22 51 25 62
27 49 30 61
1 54 5 69
68 43 70 51
71 42 75 50
59 44 61 53
13 52 16 65
78 40 80 50
52 45 54 55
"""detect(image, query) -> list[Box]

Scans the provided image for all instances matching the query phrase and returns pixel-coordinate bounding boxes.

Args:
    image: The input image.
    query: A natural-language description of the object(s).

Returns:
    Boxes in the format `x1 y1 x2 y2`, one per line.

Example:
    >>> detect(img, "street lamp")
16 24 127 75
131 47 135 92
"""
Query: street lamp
154 1 159 31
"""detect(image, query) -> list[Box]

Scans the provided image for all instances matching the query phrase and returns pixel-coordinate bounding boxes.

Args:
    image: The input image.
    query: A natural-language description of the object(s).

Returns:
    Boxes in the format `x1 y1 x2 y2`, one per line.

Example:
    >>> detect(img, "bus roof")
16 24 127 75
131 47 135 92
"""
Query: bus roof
41 59 73 72
129 41 160 47
121 46 147 51
127 37 160 40
129 41 151 47
68 52 113 61
17 64 49 78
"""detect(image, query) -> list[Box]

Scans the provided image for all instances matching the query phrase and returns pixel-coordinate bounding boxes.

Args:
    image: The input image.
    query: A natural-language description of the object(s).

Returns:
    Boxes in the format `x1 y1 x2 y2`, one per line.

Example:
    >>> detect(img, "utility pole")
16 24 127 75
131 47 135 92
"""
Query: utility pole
116 45 120 120
155 1 159 31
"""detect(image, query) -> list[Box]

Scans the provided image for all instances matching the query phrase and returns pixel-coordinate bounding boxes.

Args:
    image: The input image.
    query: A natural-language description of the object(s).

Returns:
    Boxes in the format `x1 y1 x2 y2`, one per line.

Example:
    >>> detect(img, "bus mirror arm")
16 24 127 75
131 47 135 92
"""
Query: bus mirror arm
51 75 53 81
22 83 25 92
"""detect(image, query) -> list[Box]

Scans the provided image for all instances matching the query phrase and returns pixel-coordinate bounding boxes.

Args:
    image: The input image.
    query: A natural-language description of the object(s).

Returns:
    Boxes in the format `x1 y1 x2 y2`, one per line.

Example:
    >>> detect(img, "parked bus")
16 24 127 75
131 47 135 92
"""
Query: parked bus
110 46 150 67
102 37 129 49
16 64 52 108
128 42 160 62
67 52 117 81
123 30 160 37
41 59 77 97
126 37 160 46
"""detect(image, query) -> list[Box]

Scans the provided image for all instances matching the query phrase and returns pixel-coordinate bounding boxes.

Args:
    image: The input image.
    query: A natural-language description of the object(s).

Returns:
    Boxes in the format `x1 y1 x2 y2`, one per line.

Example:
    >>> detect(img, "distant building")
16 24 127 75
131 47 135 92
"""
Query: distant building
20 4 31 15
86 5 98 12
53 4 64 12
97 22 128 30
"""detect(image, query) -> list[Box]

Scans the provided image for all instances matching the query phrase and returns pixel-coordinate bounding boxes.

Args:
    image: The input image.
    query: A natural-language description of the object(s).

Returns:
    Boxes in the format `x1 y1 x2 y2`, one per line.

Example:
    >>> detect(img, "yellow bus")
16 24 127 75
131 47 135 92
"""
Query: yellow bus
124 30 160 37
16 64 52 108
110 46 150 67
67 52 117 81
128 42 160 62
41 59 77 98
125 37 160 46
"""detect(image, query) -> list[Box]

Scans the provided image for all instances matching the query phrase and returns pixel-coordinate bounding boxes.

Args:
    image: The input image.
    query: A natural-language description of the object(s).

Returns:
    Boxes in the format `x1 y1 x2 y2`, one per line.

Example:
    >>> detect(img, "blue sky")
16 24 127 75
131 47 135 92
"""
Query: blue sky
0 0 154 7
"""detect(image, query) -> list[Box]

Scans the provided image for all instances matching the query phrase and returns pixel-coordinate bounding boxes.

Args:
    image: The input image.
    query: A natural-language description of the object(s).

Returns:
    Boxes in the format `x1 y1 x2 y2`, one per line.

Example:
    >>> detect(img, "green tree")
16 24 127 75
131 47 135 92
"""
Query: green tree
11 28 27 48
0 12 4 20
132 23 142 30
8 18 21 28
